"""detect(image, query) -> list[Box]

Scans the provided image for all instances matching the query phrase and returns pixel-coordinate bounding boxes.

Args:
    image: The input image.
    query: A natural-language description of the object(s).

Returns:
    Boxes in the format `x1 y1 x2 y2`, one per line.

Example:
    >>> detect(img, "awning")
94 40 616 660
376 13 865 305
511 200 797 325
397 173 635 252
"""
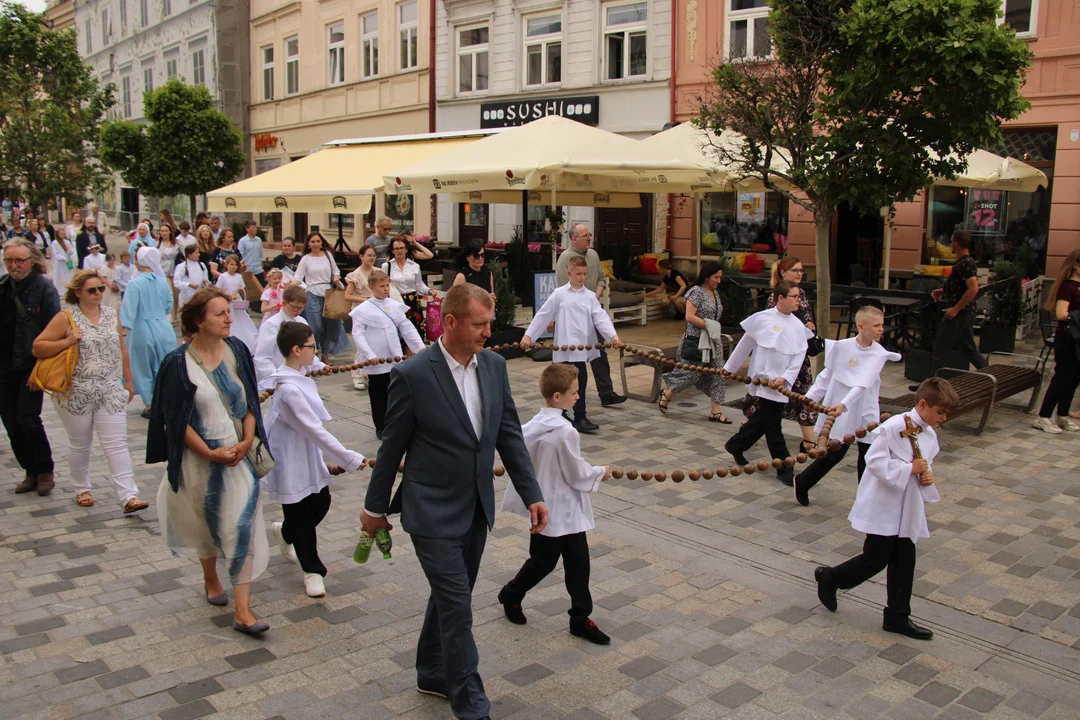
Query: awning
207 134 484 214
933 149 1047 193
447 190 641 208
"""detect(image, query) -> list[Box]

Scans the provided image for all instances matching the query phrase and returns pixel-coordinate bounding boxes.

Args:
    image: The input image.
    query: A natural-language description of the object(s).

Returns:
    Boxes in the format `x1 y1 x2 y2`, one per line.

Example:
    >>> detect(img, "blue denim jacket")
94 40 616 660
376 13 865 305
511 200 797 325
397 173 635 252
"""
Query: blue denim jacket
146 336 270 492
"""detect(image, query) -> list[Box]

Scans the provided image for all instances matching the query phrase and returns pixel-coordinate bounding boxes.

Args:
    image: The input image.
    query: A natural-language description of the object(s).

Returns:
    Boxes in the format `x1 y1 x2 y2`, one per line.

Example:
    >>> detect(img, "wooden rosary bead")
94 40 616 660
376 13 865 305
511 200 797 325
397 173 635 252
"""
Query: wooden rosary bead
771 458 783 470
855 427 867 439
640 471 653 481
758 460 771 472
654 471 667 482
743 464 756 475
729 465 742 476
688 470 700 481
715 467 728 478
494 466 505 477
394 356 402 363
880 412 892 421
843 434 855 445
866 421 879 432
828 439 842 452
796 453 807 464
752 377 762 386
784 456 796 467
671 470 685 483
701 469 712 480
625 468 639 480
807 449 819 460
743 376 752 385
611 467 624 479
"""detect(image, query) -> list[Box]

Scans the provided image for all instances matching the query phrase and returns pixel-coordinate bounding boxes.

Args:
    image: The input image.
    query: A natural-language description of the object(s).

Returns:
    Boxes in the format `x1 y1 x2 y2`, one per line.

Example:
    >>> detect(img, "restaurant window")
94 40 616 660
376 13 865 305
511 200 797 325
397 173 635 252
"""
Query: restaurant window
261 46 274 101
699 191 789 255
328 22 345 86
727 0 772 59
457 25 489 94
254 157 281 175
1001 0 1037 37
525 14 561 87
361 12 379 78
286 36 299 95
398 1 418 71
604 1 647 80
330 213 356 232
386 193 414 234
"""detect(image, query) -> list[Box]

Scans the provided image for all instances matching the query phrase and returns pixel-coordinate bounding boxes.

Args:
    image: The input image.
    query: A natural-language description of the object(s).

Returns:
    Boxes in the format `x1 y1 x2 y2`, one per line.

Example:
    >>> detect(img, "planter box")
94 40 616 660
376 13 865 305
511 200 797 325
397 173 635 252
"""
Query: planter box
978 323 1016 354
486 327 526 359
904 347 971 382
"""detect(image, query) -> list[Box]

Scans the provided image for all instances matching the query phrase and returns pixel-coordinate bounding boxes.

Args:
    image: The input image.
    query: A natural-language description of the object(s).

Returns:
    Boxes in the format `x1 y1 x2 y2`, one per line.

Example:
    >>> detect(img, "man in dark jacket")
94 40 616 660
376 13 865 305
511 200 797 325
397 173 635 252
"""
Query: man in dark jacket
0 239 60 495
75 218 107 269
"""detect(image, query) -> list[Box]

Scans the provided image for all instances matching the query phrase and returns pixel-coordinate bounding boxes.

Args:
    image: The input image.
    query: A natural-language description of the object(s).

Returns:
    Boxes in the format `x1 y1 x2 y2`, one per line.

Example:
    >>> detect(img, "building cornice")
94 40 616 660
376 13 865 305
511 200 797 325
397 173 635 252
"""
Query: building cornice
251 1 302 27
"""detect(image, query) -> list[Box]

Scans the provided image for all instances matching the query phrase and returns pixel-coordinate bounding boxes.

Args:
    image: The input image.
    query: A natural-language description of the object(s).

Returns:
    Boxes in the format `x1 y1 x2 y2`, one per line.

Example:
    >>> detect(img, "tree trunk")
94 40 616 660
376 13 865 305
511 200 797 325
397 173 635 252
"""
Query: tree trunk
813 210 833 372
189 193 197 222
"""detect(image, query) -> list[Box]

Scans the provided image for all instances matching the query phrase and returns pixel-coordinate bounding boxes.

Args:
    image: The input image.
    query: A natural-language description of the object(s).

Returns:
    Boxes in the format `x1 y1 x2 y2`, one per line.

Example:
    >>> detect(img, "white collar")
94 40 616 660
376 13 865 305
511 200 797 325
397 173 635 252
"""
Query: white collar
566 284 588 293
439 337 478 372
907 409 930 431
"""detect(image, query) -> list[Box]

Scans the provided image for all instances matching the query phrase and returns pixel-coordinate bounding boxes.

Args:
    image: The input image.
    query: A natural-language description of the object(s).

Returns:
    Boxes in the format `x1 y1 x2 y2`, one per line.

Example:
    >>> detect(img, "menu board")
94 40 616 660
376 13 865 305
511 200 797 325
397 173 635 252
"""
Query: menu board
965 189 1006 233
736 192 766 223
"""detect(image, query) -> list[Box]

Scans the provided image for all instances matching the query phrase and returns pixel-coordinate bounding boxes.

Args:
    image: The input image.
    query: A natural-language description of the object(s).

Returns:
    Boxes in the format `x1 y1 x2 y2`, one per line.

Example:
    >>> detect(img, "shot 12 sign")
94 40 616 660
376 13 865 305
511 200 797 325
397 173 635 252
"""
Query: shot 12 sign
966 189 1006 233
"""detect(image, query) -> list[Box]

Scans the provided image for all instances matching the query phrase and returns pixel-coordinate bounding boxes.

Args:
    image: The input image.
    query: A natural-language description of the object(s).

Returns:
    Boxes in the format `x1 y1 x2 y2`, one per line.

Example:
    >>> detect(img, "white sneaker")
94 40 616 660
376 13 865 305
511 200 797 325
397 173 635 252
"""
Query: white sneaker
303 573 326 597
1033 417 1063 434
353 378 366 391
1055 416 1080 432
272 521 298 562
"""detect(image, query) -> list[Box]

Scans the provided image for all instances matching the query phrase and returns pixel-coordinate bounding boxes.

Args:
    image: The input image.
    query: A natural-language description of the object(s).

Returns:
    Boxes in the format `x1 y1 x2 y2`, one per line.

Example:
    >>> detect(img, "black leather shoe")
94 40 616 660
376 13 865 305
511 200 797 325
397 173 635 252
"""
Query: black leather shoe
600 393 627 407
793 475 810 507
573 418 599 434
815 566 837 612
908 384 921 392
570 618 610 645
778 468 794 487
883 618 933 640
724 441 748 467
497 589 527 625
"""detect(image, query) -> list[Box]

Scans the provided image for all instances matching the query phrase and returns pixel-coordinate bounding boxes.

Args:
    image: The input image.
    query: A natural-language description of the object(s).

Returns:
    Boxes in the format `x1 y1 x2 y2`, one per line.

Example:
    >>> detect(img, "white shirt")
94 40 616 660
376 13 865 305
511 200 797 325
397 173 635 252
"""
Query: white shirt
295 253 340 297
524 283 617 363
806 338 901 442
438 338 483 439
253 310 326 384
502 407 605 537
84 253 106 271
848 410 941 542
350 296 425 376
116 263 136 292
177 232 196 248
383 258 430 297
723 307 811 403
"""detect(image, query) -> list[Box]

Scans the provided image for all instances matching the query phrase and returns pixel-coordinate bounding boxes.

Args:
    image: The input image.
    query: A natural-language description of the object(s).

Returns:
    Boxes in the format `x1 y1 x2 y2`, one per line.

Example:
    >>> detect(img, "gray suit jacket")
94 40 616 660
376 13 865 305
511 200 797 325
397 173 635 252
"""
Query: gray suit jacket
364 344 543 538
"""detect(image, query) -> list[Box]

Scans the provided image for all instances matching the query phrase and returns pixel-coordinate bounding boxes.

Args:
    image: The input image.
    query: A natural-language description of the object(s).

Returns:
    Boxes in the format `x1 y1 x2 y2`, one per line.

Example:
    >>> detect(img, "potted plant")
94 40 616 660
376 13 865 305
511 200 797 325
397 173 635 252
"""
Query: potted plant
978 259 1022 354
718 254 753 327
903 300 970 381
485 259 525 358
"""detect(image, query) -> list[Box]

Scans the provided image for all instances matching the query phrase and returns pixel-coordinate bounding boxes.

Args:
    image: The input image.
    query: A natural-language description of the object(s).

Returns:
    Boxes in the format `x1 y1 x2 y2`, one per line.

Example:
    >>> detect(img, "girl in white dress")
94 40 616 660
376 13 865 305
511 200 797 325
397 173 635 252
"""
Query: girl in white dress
50 234 75 298
174 243 209 309
98 253 122 312
215 255 258 352
259 268 286 318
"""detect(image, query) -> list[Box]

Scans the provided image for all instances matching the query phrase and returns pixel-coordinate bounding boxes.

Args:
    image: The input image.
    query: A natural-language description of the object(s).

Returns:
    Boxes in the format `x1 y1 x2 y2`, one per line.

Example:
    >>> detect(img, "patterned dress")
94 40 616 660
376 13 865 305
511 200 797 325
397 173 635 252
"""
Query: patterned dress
744 286 818 428
54 306 128 416
662 285 726 404
157 348 269 584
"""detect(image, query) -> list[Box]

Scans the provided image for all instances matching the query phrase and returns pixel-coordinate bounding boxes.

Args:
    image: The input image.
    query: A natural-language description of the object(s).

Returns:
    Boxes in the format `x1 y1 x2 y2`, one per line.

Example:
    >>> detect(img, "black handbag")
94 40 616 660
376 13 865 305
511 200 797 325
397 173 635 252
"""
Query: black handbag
679 335 703 364
806 335 825 358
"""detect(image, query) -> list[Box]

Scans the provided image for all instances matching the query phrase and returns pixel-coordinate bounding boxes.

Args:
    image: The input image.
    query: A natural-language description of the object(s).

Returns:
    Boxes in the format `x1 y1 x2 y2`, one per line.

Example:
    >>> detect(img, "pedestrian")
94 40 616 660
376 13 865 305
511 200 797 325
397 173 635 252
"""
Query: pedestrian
50 227 76 298
121 247 176 419
252 284 326 383
177 221 199 257
745 257 818 453
208 215 222 243
238 220 265 287
269 236 302 277
6 213 24 240
498 363 613 644
259 268 287 318
452 242 495 298
722 280 812 486
157 223 181 321
344 244 401 390
555 223 627 407
522 255 622 435
127 222 153 259
90 203 108 234
349 269 425 439
382 234 436 338
1033 249 1080 434
659 261 730 423
75 216 107 269
215 255 258 352
84 243 106 272
209 226 240 280
0 239 59 495
263 320 365 598
64 211 83 246
814 378 959 640
645 257 690 318
366 215 395 266
793 306 902 506
174 243 209 309
98 252 121 312
159 209 178 239
31 270 150 513
147 287 272 634
294 231 348 362
25 217 51 258
115 251 135 299
359 283 548 718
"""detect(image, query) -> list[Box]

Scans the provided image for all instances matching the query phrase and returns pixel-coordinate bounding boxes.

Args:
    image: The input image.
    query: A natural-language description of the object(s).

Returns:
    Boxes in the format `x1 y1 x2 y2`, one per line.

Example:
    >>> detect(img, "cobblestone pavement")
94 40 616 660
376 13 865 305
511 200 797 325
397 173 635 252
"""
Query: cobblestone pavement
1 318 1078 720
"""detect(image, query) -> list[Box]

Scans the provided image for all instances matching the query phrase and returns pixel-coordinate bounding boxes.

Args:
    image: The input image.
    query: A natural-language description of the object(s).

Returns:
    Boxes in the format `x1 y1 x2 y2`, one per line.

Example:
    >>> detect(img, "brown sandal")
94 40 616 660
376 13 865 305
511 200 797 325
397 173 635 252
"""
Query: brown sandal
75 492 95 507
123 497 149 514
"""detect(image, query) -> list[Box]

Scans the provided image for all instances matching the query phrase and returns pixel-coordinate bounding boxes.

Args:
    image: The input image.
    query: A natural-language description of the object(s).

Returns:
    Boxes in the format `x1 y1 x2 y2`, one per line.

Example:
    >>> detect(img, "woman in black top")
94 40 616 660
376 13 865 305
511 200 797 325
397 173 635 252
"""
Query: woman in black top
452 242 495 299
645 258 689 317
1035 249 1080 433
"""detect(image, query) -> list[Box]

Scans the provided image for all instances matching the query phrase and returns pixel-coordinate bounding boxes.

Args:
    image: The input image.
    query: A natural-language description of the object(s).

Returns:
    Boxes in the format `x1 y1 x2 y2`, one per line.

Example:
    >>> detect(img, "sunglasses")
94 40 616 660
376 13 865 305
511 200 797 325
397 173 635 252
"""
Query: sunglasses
83 286 106 295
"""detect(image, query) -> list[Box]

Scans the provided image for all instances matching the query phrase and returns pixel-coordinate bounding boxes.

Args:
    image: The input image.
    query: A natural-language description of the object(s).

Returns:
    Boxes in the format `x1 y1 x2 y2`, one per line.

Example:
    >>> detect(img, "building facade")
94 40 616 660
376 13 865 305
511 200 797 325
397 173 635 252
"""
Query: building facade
73 0 250 229
45 0 76 32
669 0 1079 278
247 0 433 245
434 0 672 251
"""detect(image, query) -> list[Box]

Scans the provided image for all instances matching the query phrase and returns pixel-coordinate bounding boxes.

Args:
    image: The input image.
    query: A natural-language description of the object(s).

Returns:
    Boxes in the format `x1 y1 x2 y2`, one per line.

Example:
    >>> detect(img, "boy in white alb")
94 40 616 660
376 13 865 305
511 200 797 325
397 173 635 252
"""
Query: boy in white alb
84 243 106 271
499 364 613 644
722 280 812 485
254 284 326 384
349 269 425 439
794 306 902 505
116 252 136 299
264 321 366 599
814 377 958 640
521 255 621 435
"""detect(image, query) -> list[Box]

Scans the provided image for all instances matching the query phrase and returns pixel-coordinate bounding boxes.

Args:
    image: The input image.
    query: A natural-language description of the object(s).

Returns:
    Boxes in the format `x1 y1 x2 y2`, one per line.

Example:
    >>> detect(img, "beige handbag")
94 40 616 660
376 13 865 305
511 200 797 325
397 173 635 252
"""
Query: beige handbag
322 288 351 320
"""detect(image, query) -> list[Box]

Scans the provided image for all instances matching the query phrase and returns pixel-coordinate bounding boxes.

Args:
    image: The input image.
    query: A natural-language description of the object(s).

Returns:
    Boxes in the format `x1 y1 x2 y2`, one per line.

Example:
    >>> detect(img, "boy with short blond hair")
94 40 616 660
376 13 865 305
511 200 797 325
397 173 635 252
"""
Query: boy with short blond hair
500 363 612 644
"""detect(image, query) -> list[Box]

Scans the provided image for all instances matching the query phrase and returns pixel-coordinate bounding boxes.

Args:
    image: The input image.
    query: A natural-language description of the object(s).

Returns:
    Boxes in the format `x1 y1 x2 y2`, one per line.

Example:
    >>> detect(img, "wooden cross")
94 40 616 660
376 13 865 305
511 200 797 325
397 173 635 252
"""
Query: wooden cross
901 415 930 482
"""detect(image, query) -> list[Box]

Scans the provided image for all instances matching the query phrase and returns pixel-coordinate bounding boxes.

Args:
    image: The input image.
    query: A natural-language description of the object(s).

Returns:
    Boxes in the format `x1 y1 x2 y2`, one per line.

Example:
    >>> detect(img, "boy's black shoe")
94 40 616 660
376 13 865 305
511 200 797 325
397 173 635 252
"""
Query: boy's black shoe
570 618 610 645
497 589 527 625
416 681 449 699
883 618 933 640
815 566 837 612
793 475 810 506
573 417 599 434
376 429 383 440
600 393 627 407
778 468 794 487
724 441 748 467
908 384 921 392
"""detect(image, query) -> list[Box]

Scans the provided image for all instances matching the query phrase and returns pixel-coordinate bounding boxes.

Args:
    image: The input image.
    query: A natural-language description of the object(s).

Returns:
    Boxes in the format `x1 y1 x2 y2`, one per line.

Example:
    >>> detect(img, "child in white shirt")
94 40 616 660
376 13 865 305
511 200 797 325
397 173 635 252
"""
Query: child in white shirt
83 243 106 272
264 321 365 599
522 255 621 435
500 363 612 644
722 280 812 485
794 306 901 505
116 252 136 299
815 377 958 641
97 252 122 312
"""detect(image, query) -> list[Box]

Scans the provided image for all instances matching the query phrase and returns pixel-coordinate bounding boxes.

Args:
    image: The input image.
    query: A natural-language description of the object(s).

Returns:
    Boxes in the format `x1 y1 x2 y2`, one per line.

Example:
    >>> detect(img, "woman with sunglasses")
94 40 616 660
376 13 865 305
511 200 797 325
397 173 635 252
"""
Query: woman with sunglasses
452 241 496 300
32 270 149 513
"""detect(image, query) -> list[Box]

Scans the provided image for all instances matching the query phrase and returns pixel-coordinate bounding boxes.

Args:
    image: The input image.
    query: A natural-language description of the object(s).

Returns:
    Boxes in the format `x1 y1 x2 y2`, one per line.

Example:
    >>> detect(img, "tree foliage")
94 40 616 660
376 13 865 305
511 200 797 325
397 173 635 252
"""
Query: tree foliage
99 78 244 218
0 2 115 210
697 0 1033 333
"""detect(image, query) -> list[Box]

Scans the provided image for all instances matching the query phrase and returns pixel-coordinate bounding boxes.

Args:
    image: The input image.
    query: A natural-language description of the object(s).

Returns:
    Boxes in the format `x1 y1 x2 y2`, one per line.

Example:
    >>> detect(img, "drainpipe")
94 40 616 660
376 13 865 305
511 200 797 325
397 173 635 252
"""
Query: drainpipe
666 0 677 255
429 0 436 133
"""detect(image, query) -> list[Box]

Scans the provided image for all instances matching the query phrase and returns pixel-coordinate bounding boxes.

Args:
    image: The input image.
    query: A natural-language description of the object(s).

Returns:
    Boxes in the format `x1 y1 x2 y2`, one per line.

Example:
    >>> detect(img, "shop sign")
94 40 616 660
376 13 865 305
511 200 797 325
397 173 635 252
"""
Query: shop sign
533 271 557 339
254 133 279 152
965 189 1005 232
480 95 600 128
736 192 766 222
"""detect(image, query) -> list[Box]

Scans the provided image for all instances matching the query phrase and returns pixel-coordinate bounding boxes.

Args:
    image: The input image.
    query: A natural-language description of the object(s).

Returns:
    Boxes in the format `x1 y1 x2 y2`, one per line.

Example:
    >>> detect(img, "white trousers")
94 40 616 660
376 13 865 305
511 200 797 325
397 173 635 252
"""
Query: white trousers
53 405 139 505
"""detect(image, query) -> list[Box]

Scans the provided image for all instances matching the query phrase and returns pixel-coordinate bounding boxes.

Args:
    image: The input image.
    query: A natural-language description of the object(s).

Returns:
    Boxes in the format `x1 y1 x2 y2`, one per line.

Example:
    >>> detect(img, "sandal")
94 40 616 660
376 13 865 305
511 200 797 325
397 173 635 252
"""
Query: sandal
800 440 816 454
75 491 94 507
123 497 149 514
709 412 732 424
658 390 672 415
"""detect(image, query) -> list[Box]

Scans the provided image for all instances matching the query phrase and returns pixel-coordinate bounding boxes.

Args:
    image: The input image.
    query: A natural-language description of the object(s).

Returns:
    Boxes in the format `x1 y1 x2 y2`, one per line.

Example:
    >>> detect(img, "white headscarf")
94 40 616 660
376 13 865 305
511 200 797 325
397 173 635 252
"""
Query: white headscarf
137 246 166 280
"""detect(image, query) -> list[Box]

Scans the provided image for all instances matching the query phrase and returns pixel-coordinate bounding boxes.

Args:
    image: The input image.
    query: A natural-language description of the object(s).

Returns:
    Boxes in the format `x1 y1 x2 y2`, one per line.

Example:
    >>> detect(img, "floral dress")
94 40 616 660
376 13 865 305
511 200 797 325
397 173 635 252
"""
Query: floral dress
54 306 128 416
662 285 726 403
745 286 818 428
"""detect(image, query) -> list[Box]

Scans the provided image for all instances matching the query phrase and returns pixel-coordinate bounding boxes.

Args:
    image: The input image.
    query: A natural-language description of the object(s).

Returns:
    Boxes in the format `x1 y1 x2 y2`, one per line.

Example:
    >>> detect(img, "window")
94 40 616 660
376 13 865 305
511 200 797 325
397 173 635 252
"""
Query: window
261 46 274 100
286 36 299 95
328 22 345 86
398 1 418 70
727 0 771 59
163 0 171 17
85 19 93 53
362 12 378 78
139 0 148 27
192 49 205 86
604 2 647 80
457 25 488 94
524 14 561 87
166 58 177 79
121 76 132 117
143 67 153 95
119 0 127 33
100 10 108 44
1001 0 1036 37
699 192 789 255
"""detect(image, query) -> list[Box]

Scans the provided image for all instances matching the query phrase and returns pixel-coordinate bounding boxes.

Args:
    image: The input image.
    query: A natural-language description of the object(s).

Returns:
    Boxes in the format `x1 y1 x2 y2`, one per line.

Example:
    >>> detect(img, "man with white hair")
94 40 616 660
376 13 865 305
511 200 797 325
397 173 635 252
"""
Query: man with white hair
366 216 395 267
554 223 626 416
91 203 109 234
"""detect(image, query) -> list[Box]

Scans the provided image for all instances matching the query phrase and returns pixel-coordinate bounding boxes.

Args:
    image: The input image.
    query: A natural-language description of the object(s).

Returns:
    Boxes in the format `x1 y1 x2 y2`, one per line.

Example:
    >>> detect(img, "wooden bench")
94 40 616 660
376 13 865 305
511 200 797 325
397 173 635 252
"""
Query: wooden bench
883 352 1045 435
619 335 737 404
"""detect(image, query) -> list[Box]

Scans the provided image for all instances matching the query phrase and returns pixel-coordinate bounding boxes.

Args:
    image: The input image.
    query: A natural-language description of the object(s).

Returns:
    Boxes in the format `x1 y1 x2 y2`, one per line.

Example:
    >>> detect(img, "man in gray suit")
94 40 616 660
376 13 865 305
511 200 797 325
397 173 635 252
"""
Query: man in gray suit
360 283 548 720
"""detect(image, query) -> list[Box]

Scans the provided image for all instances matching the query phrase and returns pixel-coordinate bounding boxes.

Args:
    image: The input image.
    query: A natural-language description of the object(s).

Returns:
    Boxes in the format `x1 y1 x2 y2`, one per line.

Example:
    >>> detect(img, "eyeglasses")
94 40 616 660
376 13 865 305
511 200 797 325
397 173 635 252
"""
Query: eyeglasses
300 343 317 350
82 286 106 295
3 256 30 265
286 303 306 312
790 268 805 274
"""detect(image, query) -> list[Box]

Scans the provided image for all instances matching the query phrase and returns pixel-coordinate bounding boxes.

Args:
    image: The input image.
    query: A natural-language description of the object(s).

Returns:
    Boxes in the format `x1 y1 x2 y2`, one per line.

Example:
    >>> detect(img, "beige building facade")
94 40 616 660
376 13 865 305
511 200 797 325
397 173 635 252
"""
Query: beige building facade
248 0 432 245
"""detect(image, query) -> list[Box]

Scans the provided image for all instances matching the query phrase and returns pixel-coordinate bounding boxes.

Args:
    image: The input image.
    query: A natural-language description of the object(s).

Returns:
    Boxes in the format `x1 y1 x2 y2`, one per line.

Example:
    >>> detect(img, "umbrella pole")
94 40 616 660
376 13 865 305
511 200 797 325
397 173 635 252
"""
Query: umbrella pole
551 185 558 271
881 205 892 290
522 189 529 248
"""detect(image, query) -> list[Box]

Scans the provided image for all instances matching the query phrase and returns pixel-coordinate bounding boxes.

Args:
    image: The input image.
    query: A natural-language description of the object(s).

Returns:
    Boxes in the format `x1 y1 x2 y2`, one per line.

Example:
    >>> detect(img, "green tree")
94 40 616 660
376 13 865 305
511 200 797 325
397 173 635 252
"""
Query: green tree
697 0 1032 334
0 2 115 212
99 78 244 219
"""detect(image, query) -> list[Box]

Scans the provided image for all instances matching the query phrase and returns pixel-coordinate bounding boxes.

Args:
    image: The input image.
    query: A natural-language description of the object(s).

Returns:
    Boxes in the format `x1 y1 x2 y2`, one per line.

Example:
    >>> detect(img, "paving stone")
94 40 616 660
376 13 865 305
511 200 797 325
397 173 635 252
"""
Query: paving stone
489 694 528 719
811 656 854 679
1026 601 1066 620
619 656 667 680
95 666 151 690
561 710 609 720
0 633 50 654
989 598 1028 617
773 651 818 674
86 625 136 645
691 643 736 667
957 687 1005 712
709 616 751 636
29 580 75 596
773 606 813 624
616 558 652 573
596 592 635 610
503 663 554 687
159 699 216 720
913 681 962 708
168 678 224 704
711 682 762 709
893 662 938 686
14 616 67 635
1006 564 1040 579
1004 689 1053 717
55 659 110 683
610 621 654 642
878 644 921 665
631 696 684 720
56 564 102 579
225 648 277 670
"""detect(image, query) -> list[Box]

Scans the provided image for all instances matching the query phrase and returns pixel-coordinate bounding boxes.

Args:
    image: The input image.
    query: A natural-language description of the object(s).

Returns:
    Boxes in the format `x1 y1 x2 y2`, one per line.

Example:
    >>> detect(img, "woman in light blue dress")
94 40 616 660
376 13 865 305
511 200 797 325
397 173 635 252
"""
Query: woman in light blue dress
121 247 176 418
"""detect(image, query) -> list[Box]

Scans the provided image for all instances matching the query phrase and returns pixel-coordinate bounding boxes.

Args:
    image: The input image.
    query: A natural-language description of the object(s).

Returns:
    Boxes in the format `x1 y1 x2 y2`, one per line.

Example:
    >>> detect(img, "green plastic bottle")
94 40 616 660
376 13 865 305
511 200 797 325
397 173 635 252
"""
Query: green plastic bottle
374 528 393 560
353 531 374 564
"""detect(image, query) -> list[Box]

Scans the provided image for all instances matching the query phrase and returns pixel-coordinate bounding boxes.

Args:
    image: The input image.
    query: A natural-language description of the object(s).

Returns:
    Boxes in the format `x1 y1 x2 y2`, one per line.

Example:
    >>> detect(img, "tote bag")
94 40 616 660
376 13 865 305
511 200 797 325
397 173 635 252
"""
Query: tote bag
30 311 79 397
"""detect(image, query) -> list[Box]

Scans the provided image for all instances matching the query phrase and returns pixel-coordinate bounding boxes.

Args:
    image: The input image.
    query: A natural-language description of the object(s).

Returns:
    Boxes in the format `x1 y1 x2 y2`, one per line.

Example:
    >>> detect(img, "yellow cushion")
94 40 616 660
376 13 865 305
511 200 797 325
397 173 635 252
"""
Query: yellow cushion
600 260 616 280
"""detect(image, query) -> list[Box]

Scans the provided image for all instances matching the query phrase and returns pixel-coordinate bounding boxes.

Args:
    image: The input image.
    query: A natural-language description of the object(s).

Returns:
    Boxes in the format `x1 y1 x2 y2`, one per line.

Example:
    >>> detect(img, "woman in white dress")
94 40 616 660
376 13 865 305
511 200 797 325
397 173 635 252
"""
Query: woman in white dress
49 233 76 298
174 243 209 309
215 254 258 352
157 223 181 322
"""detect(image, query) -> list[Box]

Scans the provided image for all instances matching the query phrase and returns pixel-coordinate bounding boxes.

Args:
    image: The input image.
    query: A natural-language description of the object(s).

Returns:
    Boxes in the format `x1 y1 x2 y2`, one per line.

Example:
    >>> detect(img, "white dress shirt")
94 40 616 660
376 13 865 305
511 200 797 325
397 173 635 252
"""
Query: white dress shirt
383 258 431 297
502 407 605 537
723 307 811 403
350 296 425 376
253 310 326 384
524 283 617 363
438 338 482 439
806 338 901 442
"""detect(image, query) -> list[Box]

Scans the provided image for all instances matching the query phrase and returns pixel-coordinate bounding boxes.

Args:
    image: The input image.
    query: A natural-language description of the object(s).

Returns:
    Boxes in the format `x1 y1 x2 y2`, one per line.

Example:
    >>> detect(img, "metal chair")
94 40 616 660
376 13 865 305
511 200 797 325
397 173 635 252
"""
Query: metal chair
1037 307 1055 373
